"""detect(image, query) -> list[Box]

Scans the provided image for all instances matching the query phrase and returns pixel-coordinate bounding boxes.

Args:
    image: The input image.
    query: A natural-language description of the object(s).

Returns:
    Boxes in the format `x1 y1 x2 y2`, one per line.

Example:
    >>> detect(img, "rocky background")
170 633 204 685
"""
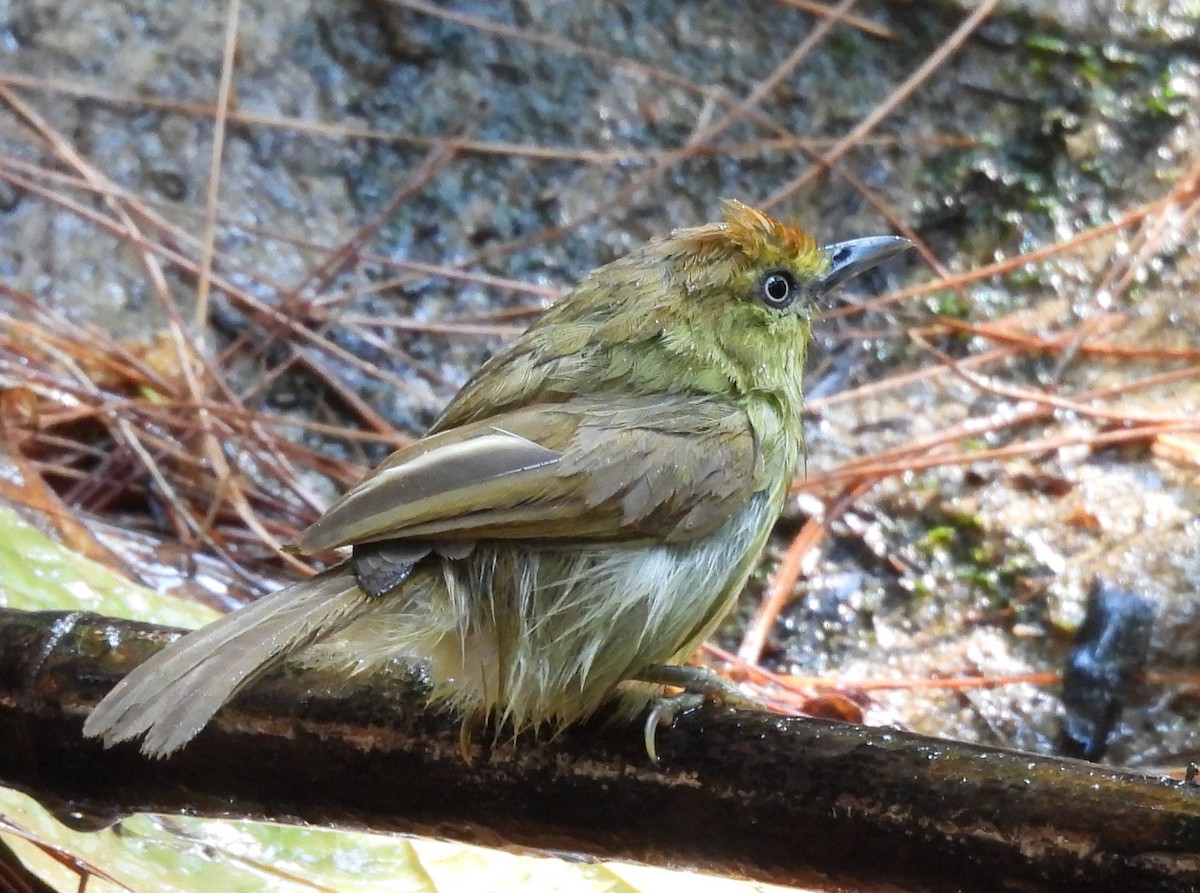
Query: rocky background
2 0 1198 802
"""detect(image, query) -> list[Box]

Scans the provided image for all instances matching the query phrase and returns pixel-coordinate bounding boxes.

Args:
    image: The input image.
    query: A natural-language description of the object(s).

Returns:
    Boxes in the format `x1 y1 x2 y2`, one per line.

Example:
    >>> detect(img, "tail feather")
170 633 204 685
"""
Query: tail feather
83 566 367 757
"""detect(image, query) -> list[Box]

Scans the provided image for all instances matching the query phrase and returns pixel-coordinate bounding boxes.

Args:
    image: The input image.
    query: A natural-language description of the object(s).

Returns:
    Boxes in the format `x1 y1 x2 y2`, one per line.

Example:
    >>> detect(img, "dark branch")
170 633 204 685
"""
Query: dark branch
1 607 1198 893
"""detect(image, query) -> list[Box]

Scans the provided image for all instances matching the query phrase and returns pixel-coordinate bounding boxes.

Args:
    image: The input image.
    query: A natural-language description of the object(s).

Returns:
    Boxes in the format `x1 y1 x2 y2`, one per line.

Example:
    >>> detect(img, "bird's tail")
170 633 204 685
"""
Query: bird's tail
83 565 368 757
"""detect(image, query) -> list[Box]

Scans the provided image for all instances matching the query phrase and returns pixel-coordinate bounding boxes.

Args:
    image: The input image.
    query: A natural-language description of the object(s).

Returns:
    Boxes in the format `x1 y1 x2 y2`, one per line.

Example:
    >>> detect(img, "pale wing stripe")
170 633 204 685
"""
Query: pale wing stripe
298 430 559 551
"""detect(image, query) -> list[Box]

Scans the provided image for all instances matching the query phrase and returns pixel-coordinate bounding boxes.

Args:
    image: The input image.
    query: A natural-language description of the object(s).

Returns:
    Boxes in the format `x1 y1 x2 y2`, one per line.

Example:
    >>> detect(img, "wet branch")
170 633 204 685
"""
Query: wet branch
0 607 1198 893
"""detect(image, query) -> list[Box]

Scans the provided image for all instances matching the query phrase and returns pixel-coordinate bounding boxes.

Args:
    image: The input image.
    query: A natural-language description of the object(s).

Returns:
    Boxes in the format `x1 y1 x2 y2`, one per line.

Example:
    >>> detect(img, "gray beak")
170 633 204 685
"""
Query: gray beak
816 236 913 294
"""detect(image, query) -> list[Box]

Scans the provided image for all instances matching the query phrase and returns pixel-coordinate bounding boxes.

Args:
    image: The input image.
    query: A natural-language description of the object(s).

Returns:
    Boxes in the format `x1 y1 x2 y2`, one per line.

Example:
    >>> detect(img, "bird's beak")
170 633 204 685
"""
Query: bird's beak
816 236 913 295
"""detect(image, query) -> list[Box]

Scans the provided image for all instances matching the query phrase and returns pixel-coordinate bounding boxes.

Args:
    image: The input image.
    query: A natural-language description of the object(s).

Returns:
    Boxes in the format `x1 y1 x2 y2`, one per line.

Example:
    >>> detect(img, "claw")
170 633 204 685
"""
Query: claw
635 664 765 762
643 692 705 764
458 710 483 764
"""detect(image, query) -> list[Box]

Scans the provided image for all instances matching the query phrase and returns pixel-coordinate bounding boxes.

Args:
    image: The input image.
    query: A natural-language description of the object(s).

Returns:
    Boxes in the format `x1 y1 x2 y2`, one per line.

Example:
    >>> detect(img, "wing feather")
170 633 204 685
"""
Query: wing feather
295 396 759 553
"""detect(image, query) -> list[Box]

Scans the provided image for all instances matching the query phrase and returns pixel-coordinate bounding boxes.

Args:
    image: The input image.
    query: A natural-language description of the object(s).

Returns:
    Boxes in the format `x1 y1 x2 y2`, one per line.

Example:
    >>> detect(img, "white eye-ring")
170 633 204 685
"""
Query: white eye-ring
760 270 796 309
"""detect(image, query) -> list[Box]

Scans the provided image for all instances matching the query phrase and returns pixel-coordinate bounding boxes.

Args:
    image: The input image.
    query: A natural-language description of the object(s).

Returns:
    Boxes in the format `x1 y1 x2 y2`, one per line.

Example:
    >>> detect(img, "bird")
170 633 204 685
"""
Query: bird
83 199 911 758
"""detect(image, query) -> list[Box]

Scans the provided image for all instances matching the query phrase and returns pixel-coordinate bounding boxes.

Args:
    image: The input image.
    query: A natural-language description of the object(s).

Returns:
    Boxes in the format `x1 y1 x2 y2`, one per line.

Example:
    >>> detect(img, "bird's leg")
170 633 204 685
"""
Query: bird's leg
636 664 764 708
634 664 765 763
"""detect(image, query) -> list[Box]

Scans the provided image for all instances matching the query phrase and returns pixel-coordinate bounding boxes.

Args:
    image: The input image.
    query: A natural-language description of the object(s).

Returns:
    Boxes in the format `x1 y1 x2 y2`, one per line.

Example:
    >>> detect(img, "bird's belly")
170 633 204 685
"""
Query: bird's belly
321 492 778 731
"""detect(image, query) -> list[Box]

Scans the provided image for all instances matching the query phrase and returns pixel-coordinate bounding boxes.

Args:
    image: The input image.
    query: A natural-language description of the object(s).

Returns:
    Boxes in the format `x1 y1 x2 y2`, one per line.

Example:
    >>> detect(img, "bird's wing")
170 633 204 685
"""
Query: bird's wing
293 395 761 553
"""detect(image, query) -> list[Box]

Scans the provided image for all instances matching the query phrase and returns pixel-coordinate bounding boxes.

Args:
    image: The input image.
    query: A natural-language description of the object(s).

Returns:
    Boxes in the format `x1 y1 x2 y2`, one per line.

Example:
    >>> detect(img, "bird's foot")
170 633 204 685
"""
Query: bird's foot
635 664 763 763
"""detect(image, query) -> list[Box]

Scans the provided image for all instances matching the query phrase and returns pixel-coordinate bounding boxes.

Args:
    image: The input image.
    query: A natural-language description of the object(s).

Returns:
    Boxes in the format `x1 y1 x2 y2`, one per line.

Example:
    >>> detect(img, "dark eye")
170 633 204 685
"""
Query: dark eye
759 270 796 309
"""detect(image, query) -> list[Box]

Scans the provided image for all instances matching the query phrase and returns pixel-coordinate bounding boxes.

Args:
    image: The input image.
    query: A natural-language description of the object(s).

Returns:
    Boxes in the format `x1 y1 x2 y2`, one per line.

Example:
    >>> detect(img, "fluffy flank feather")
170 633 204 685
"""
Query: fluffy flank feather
82 567 368 757
307 491 778 736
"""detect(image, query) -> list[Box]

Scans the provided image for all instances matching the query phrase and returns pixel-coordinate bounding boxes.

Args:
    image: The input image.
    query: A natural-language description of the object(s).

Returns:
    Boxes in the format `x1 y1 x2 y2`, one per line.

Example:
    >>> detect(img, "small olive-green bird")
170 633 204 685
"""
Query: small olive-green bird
84 200 910 757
